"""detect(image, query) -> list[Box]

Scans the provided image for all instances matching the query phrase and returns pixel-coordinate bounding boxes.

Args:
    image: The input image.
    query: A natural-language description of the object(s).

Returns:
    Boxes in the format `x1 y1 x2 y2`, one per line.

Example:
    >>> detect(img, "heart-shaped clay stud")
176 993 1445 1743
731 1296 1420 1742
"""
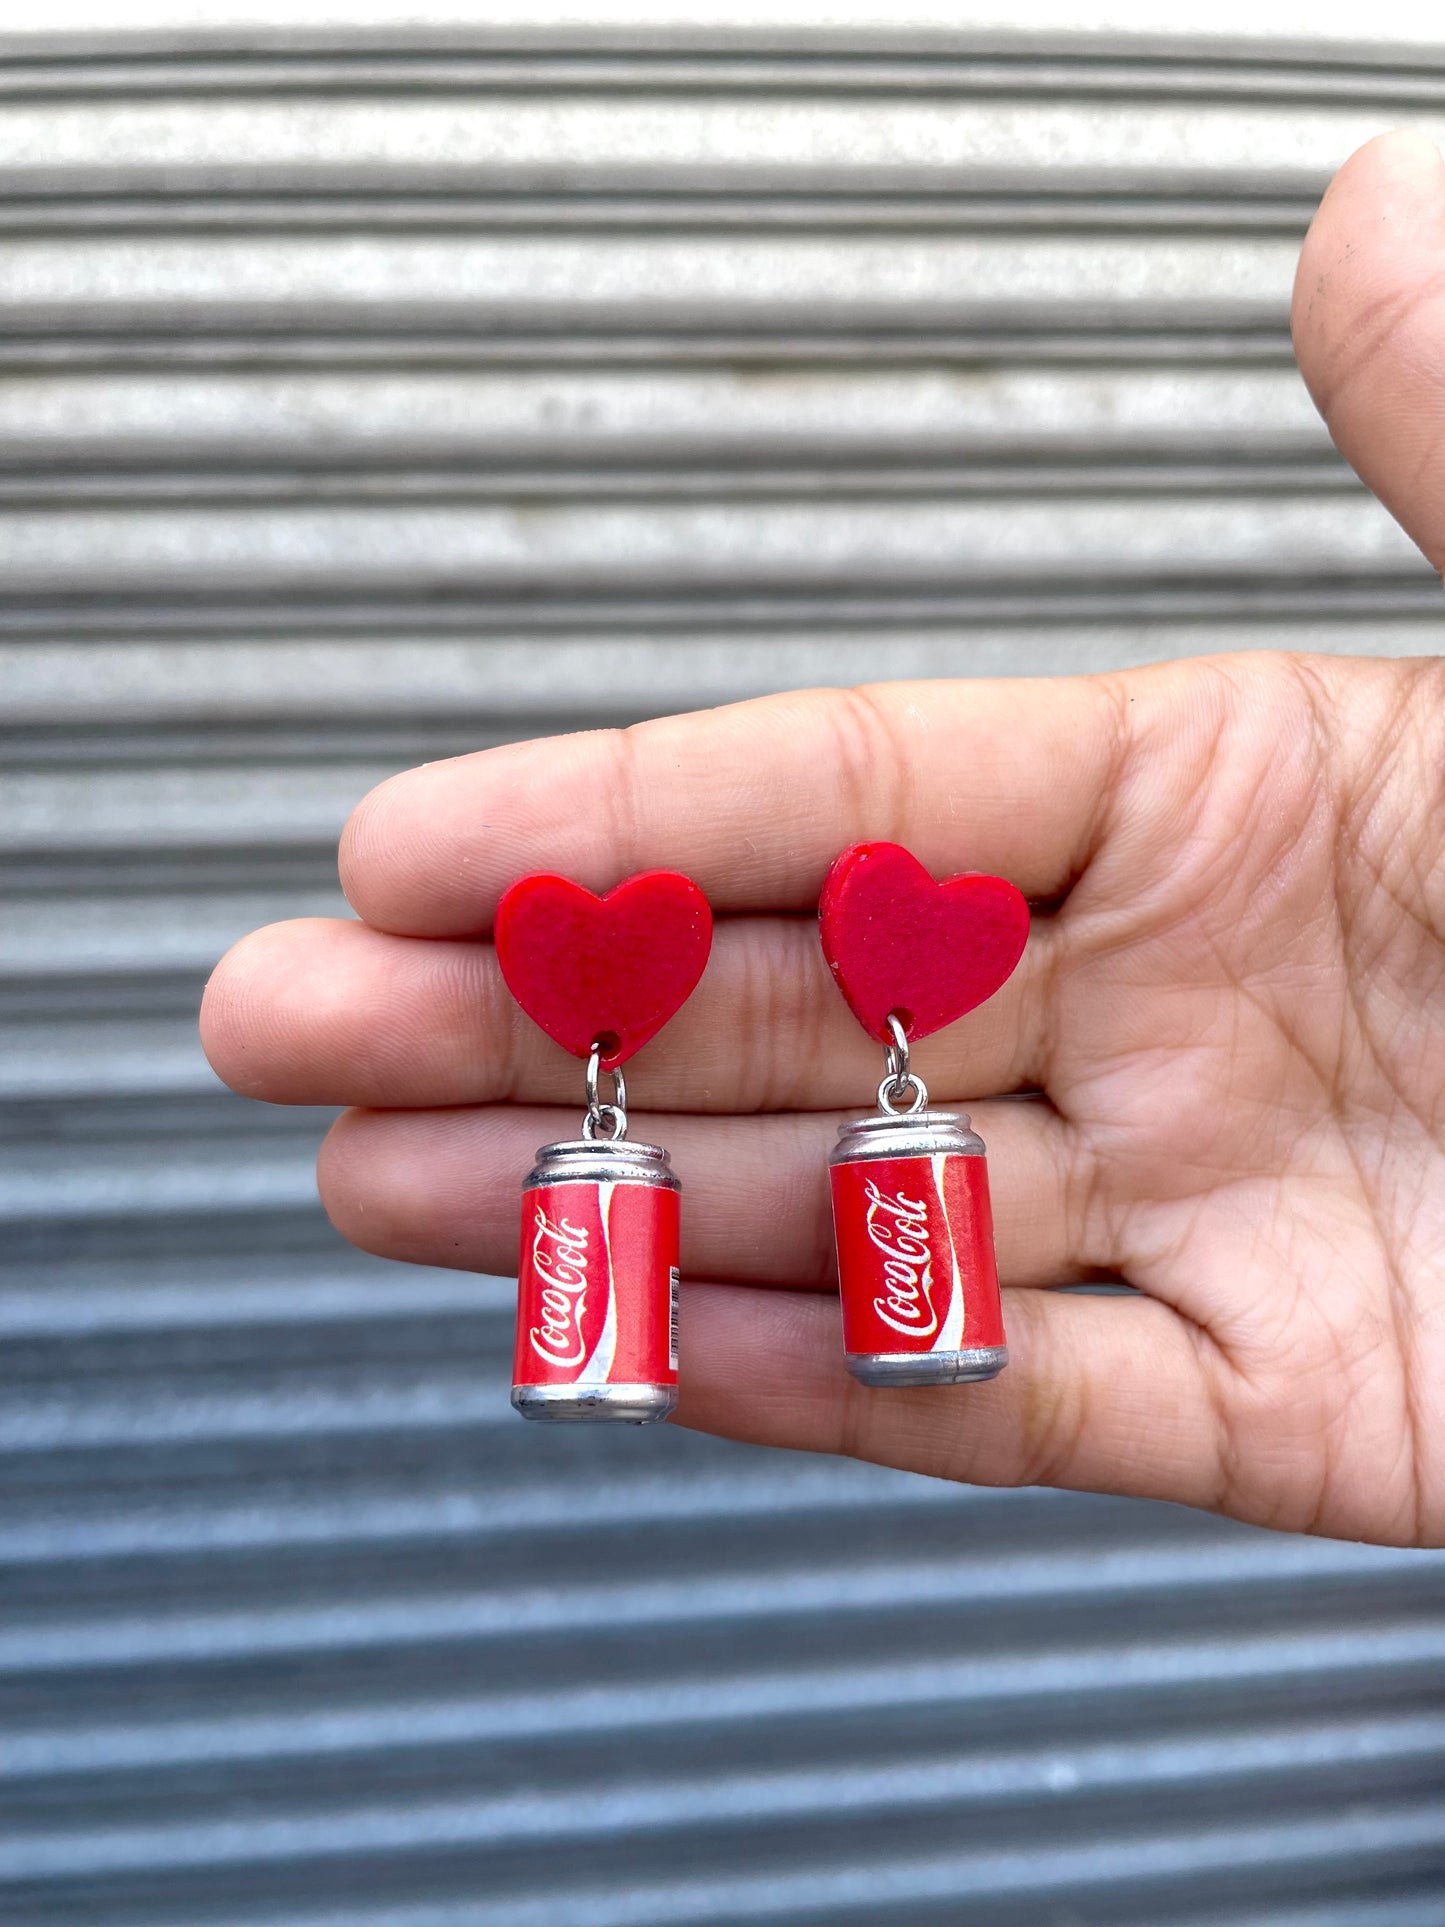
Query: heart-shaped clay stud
819 842 1029 1043
495 870 712 1069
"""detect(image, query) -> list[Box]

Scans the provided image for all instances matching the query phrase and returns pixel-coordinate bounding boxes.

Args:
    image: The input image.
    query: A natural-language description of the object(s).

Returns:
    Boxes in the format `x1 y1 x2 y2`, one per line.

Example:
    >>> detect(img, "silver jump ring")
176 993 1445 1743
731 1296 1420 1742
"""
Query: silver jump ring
583 1041 628 1141
883 1011 911 1085
878 1010 928 1116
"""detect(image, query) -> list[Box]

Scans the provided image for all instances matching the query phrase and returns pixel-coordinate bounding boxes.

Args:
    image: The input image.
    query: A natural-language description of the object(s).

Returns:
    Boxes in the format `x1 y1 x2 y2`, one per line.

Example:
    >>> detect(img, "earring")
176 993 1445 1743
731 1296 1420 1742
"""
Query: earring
494 869 712 1424
818 842 1029 1388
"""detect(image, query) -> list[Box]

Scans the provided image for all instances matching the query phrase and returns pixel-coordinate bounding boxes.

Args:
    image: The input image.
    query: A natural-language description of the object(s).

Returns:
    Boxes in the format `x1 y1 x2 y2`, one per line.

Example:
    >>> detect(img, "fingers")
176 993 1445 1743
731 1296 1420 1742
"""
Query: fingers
338 675 1131 936
201 911 1058 1111
316 1099 1101 1292
1292 129 1445 573
675 1282 1228 1515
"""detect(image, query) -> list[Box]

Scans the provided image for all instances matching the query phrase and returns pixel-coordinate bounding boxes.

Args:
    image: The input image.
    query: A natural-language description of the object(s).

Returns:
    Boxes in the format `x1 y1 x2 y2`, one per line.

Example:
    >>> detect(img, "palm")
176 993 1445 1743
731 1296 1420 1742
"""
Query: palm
1035 659 1445 1541
203 132 1445 1547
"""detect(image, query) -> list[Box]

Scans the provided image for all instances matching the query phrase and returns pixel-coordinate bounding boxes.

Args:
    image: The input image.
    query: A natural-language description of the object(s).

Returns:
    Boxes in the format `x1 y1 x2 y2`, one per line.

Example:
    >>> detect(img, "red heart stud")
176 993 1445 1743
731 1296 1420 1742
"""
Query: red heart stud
819 842 1029 1043
495 870 712 1069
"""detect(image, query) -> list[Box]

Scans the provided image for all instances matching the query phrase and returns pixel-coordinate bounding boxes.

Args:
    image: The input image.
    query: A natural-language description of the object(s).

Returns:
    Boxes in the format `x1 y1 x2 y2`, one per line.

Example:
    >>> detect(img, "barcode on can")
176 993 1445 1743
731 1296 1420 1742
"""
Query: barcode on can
669 1265 680 1371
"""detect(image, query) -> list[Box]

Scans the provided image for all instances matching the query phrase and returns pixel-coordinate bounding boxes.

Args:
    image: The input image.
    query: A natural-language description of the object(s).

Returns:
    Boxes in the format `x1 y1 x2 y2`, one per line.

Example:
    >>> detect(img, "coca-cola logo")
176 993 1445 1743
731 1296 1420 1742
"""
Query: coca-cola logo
529 1206 590 1365
863 1180 937 1339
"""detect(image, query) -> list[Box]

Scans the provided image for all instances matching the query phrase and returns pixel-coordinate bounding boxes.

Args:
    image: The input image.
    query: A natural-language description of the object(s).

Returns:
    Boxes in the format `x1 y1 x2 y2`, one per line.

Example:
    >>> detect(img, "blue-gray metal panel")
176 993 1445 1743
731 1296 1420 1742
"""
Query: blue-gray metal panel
1 21 1443 1927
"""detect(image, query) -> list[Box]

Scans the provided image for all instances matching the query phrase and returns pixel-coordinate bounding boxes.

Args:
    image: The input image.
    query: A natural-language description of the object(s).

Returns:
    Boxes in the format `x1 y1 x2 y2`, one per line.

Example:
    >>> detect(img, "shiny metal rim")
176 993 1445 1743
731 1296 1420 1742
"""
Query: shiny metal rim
526 1136 677 1190
512 1382 676 1423
846 1347 1008 1387
829 1110 980 1164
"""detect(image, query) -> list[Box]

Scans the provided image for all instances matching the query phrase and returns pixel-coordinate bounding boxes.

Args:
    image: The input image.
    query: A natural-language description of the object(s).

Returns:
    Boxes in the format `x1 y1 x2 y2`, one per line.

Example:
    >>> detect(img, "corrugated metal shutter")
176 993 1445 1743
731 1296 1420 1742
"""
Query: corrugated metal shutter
4 23 1445 1927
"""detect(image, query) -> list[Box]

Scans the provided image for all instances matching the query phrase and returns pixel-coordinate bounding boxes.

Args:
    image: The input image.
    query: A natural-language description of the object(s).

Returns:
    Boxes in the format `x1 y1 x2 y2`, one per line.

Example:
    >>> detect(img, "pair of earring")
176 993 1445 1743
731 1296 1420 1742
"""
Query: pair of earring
494 842 1029 1424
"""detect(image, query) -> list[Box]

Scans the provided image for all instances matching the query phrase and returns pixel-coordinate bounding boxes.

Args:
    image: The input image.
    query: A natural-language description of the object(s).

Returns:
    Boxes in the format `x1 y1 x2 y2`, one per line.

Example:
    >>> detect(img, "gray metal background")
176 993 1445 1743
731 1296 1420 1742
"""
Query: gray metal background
3 21 1445 1927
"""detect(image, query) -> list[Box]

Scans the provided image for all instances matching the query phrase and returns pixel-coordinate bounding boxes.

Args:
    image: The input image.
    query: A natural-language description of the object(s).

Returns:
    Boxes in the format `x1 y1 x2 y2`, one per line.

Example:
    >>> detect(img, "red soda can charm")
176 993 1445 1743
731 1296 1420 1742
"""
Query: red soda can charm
817 842 1030 1391
494 867 712 1425
830 1105 1006 1388
513 1134 679 1424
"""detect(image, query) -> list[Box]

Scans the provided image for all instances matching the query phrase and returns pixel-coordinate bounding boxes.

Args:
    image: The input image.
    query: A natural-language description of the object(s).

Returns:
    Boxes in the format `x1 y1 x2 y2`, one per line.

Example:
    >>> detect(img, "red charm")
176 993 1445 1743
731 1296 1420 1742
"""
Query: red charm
514 1161 679 1407
818 841 1022 1390
830 1140 1004 1375
495 870 712 1068
818 842 1029 1043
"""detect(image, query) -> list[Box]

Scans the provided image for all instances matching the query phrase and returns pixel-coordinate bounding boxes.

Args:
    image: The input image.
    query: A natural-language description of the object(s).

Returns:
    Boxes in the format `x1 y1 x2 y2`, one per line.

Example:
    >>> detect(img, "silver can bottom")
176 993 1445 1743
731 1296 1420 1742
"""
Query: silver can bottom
846 1347 1008 1389
512 1382 677 1425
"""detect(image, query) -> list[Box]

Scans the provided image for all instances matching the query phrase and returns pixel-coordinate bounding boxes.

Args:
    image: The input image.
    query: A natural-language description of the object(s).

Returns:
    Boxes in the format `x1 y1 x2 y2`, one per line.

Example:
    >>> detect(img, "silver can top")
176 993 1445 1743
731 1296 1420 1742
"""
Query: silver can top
830 1109 985 1166
526 1137 680 1191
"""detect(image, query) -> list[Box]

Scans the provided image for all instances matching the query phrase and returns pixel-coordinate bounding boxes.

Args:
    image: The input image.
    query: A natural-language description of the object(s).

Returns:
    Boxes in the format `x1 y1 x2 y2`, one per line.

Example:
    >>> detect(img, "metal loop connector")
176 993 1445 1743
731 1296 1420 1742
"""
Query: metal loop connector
877 1010 928 1116
583 1041 628 1141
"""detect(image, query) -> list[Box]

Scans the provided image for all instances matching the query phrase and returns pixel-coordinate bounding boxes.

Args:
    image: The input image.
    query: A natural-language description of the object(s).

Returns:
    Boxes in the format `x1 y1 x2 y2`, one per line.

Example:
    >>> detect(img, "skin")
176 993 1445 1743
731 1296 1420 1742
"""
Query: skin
202 131 1445 1548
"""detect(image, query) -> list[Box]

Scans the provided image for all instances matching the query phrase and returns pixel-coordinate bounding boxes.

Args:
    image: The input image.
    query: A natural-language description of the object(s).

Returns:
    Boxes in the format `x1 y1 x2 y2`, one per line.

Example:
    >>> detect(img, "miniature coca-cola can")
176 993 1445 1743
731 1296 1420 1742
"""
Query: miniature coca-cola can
829 1111 1007 1388
512 1137 680 1423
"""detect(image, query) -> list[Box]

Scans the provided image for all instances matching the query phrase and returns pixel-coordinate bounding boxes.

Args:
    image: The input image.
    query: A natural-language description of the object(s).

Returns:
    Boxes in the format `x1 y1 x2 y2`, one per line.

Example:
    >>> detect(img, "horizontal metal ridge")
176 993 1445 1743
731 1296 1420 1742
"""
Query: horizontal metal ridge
0 241 1304 315
0 322 1300 369
0 767 382 855
6 1714 1444 1887
0 721 589 776
0 1133 324 1224
0 1019 229 1099
1164 1906 1445 1927
0 365 1334 449
0 89 1413 200
0 855 343 903
10 1801 1443 1927
0 31 1444 106
0 162 1341 192
0 1376 503 1455
0 976 207 1024
0 496 1420 594
0 889 344 976
0 1442 1107 1554
6 1627 1442 1782
0 193 1325 239
2 1537 1436 1675
0 1253 499 1334
0 1900 1435 1927
0 454 1360 505
3 578 1439 633
0 1462 975 1567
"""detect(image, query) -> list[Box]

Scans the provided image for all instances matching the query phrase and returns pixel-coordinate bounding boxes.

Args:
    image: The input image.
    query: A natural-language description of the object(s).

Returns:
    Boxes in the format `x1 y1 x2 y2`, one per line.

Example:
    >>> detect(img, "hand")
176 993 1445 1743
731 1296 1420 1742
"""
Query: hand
202 132 1445 1548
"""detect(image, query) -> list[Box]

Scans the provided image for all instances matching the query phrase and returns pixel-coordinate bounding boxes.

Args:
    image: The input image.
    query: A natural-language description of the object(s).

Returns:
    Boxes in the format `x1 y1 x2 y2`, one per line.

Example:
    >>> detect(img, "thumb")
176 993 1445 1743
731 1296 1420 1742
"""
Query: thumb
1292 128 1445 577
